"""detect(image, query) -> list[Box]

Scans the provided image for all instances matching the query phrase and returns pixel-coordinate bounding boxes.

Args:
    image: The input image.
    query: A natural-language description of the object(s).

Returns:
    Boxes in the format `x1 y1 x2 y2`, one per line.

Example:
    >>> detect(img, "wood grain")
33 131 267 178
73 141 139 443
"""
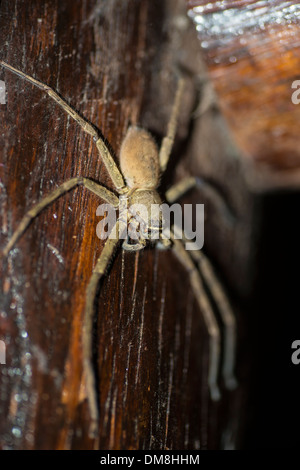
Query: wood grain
187 0 300 188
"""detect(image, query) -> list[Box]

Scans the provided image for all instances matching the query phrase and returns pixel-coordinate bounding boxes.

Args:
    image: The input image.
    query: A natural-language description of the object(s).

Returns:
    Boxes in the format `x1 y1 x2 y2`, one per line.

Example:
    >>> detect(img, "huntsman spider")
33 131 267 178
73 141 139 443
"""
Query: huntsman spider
0 60 237 437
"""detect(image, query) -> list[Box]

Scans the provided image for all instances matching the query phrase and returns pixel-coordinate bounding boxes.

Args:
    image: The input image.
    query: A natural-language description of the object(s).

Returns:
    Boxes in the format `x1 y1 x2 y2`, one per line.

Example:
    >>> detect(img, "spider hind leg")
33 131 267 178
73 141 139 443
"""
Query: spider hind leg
170 231 222 401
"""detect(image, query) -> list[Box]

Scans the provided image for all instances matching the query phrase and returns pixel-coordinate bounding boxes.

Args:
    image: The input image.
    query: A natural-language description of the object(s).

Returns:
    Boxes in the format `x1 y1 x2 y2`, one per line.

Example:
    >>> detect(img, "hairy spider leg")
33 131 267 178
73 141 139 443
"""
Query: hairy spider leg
0 61 126 193
166 176 236 226
2 177 119 256
165 176 198 203
189 248 237 390
172 224 237 392
159 78 185 173
169 230 221 401
83 220 122 438
166 178 237 393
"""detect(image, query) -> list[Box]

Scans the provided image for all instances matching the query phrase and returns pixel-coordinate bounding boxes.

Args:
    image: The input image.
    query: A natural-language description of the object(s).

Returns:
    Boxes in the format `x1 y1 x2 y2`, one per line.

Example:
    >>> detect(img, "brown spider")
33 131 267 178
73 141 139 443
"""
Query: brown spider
0 60 237 437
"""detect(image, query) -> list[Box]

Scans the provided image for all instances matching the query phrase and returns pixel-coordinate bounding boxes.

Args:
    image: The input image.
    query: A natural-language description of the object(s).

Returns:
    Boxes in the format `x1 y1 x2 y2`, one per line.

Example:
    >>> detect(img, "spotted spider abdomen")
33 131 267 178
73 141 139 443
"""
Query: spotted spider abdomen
119 126 160 189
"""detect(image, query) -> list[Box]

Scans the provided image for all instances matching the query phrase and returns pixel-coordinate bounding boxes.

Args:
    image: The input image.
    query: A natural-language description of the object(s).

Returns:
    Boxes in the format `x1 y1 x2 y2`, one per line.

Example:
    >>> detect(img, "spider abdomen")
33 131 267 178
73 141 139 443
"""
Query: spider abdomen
119 126 160 189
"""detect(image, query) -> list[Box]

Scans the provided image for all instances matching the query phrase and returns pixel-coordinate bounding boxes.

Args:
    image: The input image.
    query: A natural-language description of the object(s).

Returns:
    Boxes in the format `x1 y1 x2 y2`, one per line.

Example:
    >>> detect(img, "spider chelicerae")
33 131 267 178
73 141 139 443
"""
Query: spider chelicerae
0 60 237 437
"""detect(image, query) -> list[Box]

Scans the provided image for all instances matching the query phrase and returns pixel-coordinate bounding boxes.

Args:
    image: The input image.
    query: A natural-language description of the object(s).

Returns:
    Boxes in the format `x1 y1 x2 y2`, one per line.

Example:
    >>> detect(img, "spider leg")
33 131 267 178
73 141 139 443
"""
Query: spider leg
193 79 217 118
167 178 237 388
166 176 236 226
165 177 197 204
159 78 185 173
174 223 237 390
169 230 221 401
2 177 119 256
83 220 121 438
190 249 237 390
0 61 126 193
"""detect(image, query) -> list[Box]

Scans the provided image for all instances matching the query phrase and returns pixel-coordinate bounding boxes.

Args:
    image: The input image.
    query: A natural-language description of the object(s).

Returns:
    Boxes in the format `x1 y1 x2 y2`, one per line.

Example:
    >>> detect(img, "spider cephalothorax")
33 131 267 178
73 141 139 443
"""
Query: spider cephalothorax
112 125 168 251
0 60 237 438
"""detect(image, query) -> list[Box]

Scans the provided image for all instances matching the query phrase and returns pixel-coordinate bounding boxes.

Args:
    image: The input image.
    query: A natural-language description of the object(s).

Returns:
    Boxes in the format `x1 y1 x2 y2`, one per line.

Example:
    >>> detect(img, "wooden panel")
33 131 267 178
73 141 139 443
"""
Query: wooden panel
187 0 300 187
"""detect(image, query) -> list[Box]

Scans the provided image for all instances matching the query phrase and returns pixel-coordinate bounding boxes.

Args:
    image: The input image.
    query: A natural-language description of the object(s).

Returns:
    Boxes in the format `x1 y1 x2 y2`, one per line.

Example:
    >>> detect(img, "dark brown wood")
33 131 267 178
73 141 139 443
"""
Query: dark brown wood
0 0 248 450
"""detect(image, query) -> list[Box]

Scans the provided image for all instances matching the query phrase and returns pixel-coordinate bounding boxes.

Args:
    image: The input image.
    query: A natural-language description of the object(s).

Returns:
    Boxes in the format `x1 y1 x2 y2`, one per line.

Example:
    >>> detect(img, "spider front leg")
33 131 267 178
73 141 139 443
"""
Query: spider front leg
0 61 126 193
83 220 122 438
2 177 119 256
169 231 221 401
